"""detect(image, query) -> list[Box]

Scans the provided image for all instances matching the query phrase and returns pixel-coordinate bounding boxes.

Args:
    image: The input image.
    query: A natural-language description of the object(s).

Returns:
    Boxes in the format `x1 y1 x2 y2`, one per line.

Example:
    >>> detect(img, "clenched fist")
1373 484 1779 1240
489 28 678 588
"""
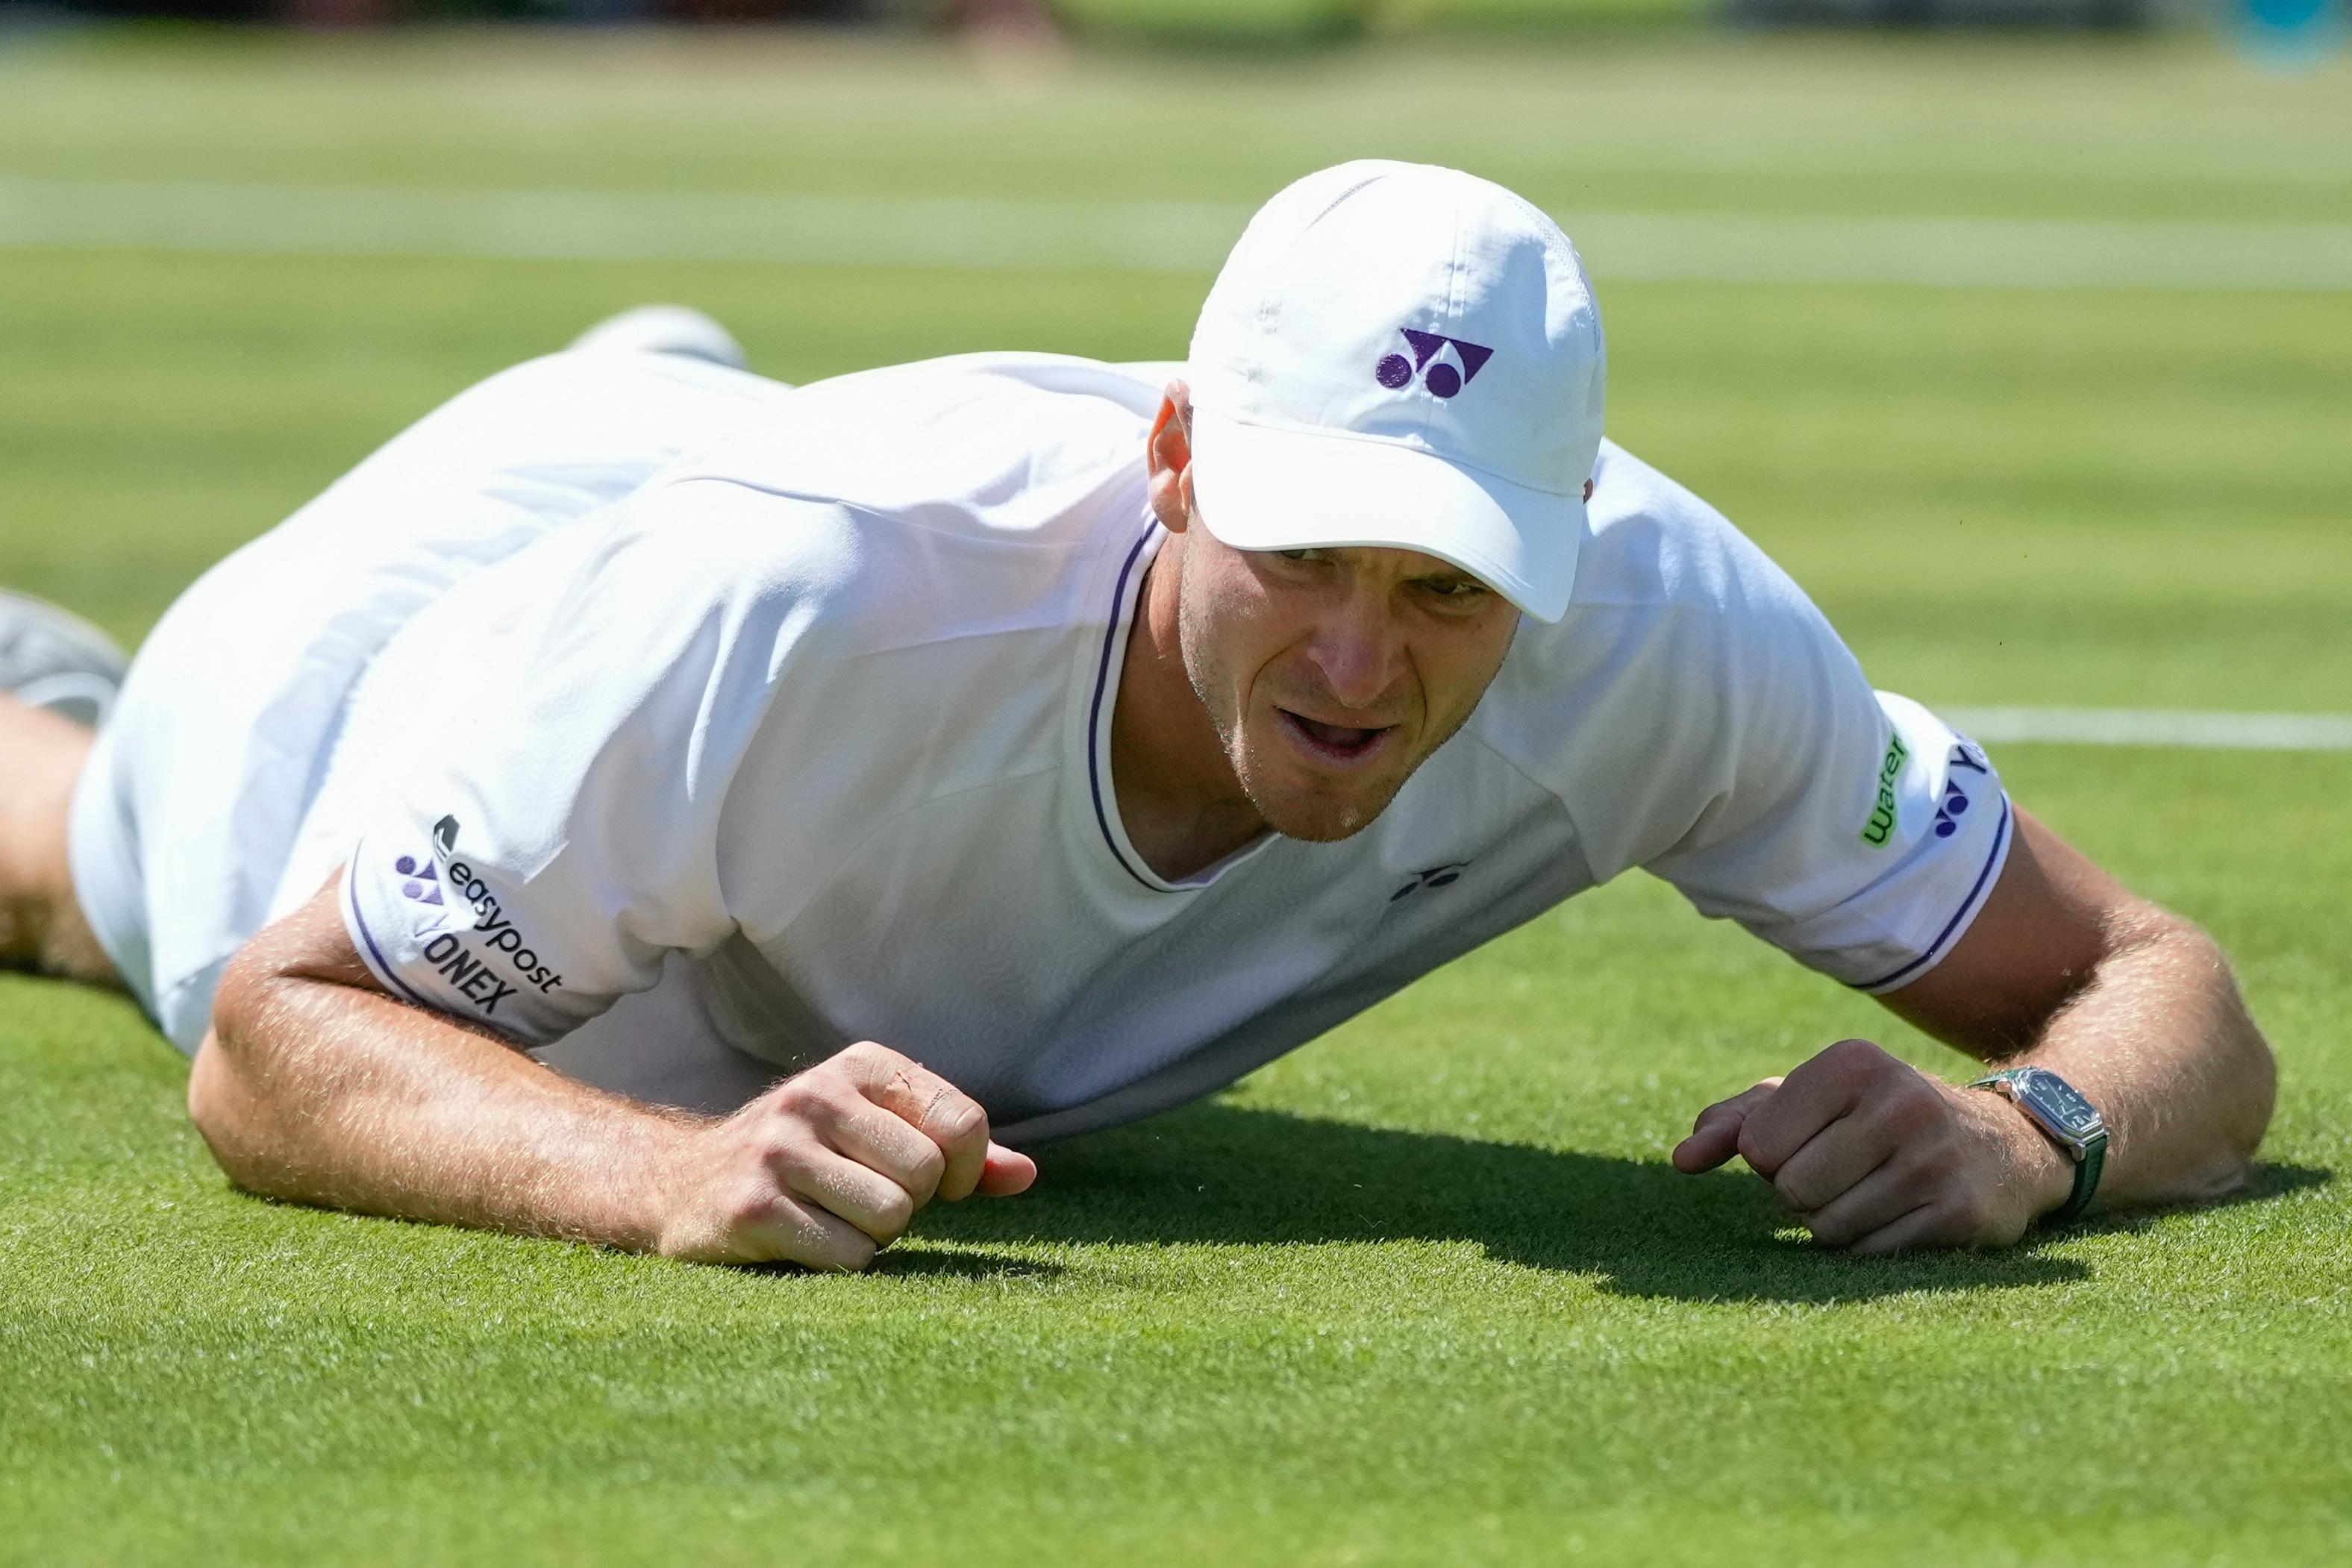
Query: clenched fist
1673 1038 2074 1253
657 1041 1035 1270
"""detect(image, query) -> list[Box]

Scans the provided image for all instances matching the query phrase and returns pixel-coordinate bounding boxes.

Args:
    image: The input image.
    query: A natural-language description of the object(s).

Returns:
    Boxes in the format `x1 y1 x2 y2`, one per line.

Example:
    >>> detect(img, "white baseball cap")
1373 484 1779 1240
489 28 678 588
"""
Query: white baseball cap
1185 160 1607 624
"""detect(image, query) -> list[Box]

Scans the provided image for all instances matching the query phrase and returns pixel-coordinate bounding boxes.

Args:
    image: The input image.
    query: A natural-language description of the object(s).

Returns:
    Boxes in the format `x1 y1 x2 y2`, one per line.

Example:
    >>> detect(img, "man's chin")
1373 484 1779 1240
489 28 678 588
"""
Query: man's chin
1244 776 1407 844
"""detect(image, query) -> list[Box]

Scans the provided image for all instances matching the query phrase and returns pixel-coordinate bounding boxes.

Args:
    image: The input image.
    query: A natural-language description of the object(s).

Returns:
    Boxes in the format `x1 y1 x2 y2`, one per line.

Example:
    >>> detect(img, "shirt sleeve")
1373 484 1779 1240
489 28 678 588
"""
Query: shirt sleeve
1645 683 2012 994
339 479 851 1044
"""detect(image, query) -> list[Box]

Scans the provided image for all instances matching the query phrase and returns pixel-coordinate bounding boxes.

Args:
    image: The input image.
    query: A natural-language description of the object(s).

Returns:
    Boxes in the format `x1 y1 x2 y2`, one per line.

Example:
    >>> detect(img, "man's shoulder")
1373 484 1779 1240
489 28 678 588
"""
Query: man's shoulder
1474 441 1851 799
593 352 1157 649
672 351 1160 521
1499 440 1830 679
1568 440 1796 619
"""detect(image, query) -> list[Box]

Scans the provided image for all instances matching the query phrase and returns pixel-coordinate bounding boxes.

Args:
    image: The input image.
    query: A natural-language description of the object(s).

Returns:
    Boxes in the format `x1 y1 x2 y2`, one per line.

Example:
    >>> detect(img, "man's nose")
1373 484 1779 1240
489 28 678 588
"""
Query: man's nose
1307 592 1402 711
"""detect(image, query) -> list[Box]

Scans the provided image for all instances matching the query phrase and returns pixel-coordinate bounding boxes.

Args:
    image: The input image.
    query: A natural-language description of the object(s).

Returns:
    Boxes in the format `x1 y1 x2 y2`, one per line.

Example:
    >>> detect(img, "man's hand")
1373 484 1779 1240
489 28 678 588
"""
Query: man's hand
657 1041 1037 1270
1671 1038 2073 1254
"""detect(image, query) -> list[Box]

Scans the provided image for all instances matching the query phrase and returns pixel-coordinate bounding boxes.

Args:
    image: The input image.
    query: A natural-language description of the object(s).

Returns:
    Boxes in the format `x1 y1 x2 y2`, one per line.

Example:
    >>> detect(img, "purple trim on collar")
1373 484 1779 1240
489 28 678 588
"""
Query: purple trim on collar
1851 792 2013 994
1087 525 1161 891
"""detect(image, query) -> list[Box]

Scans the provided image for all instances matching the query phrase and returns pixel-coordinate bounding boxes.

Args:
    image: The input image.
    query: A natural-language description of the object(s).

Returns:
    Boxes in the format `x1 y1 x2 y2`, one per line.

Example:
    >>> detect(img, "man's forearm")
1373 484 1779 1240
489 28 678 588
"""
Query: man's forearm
194 959 693 1249
190 875 1034 1270
2006 911 2273 1214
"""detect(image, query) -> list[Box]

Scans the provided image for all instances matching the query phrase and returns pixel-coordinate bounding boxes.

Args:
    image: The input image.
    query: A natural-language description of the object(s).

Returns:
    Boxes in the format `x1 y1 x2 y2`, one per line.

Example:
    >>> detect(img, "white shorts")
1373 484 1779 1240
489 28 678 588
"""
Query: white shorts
70 349 793 1053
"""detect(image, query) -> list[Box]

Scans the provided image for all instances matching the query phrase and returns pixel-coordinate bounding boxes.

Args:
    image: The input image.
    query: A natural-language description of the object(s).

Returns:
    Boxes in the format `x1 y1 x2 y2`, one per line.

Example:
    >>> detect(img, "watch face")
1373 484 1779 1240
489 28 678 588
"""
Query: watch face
2018 1069 2104 1140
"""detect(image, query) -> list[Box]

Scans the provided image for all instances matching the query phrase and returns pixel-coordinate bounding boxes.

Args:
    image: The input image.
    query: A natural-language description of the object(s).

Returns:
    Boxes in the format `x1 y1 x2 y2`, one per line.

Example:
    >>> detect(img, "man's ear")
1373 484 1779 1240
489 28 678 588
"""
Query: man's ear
1147 380 1195 534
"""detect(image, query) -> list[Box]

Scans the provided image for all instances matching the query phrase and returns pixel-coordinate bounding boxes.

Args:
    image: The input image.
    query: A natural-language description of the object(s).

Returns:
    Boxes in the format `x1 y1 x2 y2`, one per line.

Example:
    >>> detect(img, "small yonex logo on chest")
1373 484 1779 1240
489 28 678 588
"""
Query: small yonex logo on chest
1375 329 1494 400
1390 862 1470 903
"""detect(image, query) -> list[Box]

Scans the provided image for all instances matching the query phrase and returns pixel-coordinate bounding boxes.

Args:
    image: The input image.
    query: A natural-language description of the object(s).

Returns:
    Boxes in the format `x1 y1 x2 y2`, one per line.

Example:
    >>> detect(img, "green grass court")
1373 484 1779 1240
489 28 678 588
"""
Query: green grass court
2 28 2348 1564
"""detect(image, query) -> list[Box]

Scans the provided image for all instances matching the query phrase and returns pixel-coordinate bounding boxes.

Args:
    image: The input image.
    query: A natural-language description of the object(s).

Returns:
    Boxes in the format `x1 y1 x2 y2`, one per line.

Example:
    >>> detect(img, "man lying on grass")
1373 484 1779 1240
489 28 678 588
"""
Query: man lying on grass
0 163 2273 1268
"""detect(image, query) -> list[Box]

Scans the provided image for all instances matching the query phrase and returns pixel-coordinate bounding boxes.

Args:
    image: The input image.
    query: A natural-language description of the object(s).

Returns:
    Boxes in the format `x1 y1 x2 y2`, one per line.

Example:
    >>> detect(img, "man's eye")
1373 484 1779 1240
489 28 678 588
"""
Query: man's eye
1276 549 1318 562
1423 577 1484 599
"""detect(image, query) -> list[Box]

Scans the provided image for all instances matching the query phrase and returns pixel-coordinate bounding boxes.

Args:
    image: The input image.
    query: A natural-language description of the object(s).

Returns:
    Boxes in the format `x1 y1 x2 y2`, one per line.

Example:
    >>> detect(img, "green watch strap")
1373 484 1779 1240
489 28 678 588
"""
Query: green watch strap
1969 1067 2108 1226
2054 1132 2105 1224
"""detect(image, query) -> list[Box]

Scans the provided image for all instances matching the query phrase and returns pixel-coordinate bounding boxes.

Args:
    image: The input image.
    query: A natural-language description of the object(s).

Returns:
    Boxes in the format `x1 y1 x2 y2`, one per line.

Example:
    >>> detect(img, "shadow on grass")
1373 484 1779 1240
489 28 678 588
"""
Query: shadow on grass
917 1103 2331 1305
863 1246 1067 1282
2065 1160 2333 1241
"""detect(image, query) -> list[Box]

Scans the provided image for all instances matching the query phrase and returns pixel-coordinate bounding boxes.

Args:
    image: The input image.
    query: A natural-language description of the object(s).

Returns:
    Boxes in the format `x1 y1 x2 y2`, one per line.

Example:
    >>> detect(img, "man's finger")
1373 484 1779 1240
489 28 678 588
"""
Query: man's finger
841 1045 995 1201
1733 1041 1886 1176
777 1145 918 1246
1847 1201 1953 1258
733 1191 879 1273
1795 1151 1919 1248
1671 1079 1782 1173
1768 1112 1902 1215
825 1099 950 1209
978 1143 1037 1197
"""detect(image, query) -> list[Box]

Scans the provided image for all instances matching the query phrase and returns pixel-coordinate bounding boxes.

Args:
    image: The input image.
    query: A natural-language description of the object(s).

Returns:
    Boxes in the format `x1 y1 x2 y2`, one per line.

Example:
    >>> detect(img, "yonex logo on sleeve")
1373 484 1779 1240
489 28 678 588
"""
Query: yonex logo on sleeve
1374 329 1495 400
1933 780 1972 838
394 855 445 906
1933 742 1989 838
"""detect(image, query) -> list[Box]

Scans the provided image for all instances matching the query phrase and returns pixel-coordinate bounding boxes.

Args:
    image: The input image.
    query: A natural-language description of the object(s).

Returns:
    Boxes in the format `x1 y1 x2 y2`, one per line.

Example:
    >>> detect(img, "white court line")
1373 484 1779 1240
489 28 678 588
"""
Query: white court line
1943 708 2352 752
4 178 2352 291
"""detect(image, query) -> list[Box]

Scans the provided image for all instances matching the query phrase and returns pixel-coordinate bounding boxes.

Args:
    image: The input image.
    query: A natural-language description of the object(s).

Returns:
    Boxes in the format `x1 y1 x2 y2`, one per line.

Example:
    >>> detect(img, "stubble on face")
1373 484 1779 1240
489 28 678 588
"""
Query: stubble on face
1172 533 1513 845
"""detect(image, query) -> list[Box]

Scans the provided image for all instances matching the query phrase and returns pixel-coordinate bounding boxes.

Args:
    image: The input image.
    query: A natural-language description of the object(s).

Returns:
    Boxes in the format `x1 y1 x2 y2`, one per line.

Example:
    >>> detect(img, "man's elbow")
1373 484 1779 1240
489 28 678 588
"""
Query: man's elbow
2221 1014 2277 1173
187 948 295 1194
2165 912 2277 1191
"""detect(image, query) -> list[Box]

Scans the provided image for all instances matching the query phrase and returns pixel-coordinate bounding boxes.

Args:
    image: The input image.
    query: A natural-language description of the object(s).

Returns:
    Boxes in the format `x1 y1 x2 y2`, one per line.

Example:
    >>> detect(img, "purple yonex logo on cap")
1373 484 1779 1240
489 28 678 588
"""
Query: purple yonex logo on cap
1374 328 1495 400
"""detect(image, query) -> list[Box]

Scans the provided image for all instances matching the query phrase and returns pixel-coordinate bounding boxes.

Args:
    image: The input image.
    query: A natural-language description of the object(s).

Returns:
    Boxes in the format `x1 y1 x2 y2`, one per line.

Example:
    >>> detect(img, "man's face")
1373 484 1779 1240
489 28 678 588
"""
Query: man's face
1172 526 1521 843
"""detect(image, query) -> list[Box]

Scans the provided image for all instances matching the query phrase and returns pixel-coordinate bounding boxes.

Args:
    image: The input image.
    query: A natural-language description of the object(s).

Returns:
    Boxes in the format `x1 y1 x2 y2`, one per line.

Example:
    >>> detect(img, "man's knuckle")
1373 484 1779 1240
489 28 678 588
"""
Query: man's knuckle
931 1097 986 1144
763 1136 822 1184
771 1076 828 1118
726 1184 786 1235
907 1142 948 1192
1778 1174 1828 1213
807 1088 863 1132
769 1081 816 1116
1883 1087 1944 1136
845 1040 908 1078
1948 1190 1996 1235
1907 1140 1959 1186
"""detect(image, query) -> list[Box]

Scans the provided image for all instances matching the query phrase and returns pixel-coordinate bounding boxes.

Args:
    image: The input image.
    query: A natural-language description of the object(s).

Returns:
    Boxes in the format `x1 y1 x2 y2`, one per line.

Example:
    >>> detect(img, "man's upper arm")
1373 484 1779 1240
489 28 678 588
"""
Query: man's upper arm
1875 805 2146 1061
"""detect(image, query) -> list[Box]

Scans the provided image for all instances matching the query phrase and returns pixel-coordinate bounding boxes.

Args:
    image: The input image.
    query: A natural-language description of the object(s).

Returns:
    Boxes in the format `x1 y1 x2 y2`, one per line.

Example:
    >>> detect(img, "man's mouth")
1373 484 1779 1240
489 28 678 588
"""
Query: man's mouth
1277 708 1397 768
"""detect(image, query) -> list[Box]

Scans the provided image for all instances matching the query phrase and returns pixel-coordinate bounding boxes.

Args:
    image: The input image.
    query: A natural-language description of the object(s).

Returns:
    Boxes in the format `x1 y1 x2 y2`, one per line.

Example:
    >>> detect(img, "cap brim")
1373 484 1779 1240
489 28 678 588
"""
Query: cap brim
1187 407 1582 623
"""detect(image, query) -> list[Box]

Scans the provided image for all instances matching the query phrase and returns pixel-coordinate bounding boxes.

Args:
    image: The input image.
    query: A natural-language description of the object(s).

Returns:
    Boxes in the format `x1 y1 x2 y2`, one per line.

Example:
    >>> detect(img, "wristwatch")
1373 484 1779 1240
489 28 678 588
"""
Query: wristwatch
1968 1066 2109 1224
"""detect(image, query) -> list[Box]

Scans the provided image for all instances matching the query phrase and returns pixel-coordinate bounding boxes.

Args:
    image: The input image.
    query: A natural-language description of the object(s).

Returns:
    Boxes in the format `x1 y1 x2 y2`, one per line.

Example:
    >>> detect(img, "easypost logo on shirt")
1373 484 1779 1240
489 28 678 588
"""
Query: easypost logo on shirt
389 817 565 1018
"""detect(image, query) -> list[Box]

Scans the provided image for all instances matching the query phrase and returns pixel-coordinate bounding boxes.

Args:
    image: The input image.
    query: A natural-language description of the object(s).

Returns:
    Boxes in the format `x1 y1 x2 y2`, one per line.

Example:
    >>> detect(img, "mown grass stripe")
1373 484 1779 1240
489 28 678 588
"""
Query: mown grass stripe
4 178 2352 291
1945 706 2352 751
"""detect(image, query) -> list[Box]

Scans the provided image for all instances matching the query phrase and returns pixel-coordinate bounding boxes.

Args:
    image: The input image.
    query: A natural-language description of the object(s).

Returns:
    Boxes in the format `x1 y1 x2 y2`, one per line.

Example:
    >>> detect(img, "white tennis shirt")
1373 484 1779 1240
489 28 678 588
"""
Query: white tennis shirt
316 351 2009 1141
